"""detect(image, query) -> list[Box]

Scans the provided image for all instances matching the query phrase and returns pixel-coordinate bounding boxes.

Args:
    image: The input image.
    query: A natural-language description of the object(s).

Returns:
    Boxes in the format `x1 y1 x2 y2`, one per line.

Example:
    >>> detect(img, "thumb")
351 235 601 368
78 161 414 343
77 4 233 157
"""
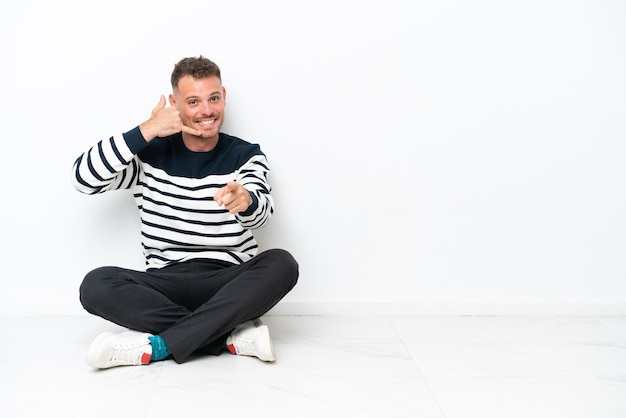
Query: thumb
153 95 166 112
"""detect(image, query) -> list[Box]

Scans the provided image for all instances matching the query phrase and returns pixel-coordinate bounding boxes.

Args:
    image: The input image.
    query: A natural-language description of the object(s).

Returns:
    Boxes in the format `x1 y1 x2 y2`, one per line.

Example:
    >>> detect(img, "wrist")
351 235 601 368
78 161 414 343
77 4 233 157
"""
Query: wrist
139 120 157 142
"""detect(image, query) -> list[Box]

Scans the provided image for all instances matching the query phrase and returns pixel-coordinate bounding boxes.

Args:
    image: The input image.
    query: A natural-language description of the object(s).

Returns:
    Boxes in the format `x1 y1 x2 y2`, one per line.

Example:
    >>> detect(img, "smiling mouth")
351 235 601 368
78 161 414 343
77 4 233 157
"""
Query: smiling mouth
197 119 217 127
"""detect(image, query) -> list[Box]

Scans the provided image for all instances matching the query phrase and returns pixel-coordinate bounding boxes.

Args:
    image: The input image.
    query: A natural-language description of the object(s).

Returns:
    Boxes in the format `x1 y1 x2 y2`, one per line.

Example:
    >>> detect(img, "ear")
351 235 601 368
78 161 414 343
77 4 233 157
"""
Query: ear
168 93 176 107
222 87 227 104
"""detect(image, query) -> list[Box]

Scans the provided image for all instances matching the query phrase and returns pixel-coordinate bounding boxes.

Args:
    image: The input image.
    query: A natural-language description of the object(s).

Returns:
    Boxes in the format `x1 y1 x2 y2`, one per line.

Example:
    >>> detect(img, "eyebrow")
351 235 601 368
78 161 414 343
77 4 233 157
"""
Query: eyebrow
185 92 222 100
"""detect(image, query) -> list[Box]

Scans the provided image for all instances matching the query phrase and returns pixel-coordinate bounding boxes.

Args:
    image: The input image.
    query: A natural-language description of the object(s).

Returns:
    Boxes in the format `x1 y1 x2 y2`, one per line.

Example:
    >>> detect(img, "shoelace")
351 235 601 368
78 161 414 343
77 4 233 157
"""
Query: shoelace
110 342 148 364
232 331 257 355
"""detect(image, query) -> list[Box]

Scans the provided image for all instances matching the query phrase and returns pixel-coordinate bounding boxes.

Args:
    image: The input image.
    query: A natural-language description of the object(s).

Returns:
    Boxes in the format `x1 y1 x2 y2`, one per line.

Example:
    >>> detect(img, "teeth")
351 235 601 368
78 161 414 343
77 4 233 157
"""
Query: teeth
199 119 215 125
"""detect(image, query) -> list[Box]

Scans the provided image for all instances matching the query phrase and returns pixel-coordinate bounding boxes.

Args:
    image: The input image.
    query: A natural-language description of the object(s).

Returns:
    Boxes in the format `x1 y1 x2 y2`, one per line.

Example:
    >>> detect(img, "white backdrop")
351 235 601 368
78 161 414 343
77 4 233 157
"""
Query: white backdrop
1 0 625 316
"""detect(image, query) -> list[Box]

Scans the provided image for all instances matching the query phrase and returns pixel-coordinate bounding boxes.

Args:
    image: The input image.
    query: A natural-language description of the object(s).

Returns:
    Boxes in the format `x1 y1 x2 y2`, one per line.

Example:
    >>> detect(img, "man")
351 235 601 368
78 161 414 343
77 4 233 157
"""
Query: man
72 56 298 369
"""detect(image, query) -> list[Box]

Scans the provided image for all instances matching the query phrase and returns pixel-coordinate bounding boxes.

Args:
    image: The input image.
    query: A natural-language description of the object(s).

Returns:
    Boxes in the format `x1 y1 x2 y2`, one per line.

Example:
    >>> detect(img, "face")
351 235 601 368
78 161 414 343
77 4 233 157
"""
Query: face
170 75 226 141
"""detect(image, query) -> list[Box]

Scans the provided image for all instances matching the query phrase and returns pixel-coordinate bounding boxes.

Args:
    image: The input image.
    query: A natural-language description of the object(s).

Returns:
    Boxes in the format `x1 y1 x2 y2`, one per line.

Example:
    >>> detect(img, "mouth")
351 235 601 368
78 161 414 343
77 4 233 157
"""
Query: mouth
196 118 218 127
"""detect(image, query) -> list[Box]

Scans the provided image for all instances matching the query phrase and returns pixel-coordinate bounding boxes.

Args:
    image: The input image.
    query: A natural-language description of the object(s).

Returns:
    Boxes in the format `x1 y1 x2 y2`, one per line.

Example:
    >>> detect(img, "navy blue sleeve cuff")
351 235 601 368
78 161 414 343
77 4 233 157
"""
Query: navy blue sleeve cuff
239 191 259 216
123 126 149 155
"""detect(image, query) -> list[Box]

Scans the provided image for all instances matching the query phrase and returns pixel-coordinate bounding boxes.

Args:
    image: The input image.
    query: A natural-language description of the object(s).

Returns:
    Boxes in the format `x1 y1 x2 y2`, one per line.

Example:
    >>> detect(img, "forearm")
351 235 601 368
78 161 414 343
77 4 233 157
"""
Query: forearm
71 128 147 194
235 156 274 228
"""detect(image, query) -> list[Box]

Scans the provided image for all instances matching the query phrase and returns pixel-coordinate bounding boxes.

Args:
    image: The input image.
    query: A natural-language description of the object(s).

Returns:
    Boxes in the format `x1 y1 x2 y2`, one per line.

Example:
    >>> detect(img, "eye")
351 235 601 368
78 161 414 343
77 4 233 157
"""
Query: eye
210 96 221 102
188 99 198 106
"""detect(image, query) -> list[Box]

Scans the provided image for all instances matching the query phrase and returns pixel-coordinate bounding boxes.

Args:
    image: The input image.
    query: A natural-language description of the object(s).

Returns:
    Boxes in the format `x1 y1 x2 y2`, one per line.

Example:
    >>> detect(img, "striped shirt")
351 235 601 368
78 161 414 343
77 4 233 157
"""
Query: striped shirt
72 126 274 270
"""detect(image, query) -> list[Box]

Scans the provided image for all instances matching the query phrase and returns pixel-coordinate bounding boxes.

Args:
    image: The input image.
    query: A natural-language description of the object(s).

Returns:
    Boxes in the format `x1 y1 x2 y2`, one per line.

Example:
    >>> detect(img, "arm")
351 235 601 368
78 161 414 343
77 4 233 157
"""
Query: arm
71 128 145 195
71 96 201 195
214 154 274 229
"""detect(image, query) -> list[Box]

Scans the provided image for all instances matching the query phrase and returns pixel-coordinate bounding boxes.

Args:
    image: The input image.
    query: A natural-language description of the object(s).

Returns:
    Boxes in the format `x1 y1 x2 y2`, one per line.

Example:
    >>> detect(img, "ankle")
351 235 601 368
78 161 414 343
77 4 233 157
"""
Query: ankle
148 335 171 361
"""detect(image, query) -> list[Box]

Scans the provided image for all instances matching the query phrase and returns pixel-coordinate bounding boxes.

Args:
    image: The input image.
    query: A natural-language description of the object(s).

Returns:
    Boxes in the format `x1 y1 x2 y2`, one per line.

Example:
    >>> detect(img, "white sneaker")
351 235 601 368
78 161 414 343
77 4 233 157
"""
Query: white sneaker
226 320 276 362
86 331 153 369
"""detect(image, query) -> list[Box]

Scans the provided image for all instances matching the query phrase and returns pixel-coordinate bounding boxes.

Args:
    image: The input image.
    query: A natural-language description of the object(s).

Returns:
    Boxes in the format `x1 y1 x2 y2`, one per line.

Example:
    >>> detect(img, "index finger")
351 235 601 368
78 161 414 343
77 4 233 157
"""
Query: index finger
213 183 229 205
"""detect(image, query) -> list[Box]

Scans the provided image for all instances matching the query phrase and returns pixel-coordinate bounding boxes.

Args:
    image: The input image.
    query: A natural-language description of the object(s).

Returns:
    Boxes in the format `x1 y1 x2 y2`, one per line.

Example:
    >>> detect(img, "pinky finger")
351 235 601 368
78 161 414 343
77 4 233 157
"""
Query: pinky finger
181 125 202 136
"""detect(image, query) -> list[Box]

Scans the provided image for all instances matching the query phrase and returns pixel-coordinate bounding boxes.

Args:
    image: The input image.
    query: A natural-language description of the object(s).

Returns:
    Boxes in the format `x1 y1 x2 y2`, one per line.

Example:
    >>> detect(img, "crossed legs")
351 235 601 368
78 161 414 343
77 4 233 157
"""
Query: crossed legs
79 249 299 365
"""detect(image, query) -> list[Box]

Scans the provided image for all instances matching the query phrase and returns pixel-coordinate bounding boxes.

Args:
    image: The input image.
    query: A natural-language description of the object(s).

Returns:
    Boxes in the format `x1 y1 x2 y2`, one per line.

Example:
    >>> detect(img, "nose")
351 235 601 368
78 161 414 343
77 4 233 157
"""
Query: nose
200 101 213 114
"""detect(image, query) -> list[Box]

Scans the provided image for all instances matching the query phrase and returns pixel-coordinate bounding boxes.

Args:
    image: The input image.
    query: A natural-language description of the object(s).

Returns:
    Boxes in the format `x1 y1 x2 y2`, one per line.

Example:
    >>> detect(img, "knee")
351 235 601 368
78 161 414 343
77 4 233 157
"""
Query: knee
79 266 118 312
265 248 299 289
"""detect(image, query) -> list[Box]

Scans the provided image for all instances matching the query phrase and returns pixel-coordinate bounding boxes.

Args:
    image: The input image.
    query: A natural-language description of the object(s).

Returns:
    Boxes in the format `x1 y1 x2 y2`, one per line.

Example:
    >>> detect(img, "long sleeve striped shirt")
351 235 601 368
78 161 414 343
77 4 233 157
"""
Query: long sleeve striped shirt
71 126 274 270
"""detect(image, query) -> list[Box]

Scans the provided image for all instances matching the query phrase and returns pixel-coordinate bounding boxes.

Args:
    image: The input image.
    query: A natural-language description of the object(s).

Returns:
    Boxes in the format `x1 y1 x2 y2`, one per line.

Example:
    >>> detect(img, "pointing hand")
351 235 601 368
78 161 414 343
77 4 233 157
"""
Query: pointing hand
214 182 253 214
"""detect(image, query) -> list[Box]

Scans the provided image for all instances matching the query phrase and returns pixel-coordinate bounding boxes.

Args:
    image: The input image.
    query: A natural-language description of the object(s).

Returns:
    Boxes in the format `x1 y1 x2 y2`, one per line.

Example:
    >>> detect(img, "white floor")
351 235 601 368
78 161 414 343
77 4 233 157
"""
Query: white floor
1 314 626 418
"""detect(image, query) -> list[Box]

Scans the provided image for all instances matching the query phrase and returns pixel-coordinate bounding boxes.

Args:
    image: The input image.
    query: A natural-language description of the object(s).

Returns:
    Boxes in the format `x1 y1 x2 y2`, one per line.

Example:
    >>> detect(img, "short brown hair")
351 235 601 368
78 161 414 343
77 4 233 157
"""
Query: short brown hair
171 56 221 90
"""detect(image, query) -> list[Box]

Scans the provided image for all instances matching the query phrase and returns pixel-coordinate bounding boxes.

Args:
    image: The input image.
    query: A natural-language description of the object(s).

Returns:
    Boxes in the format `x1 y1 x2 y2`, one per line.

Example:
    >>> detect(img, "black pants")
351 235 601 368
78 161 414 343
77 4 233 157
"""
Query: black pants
79 249 298 363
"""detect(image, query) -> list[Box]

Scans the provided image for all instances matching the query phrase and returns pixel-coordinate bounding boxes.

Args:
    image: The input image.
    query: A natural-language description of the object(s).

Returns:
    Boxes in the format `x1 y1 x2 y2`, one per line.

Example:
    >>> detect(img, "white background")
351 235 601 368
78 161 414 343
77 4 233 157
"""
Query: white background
1 0 625 316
